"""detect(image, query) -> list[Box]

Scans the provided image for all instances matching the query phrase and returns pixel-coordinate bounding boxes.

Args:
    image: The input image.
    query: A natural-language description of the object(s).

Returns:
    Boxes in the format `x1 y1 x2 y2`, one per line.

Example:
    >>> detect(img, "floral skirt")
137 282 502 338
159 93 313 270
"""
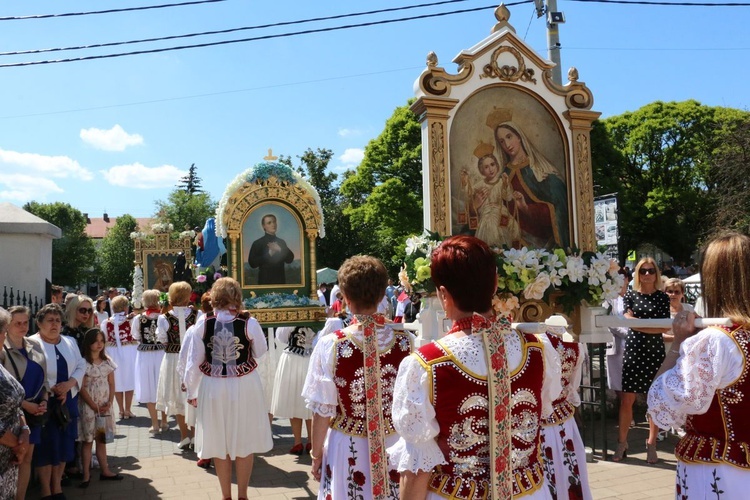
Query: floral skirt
540 416 592 500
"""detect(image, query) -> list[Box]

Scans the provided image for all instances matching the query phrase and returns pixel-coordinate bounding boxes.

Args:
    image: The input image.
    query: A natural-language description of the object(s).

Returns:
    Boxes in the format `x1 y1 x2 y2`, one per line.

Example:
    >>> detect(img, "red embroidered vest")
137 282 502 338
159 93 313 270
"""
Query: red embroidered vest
676 327 750 469
198 312 258 378
329 329 413 437
542 333 580 426
164 308 198 353
416 332 546 499
104 319 135 346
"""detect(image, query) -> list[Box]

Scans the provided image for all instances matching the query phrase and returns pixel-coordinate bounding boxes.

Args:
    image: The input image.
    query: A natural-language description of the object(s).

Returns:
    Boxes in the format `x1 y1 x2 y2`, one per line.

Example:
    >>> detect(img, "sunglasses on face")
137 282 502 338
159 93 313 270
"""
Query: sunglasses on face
78 307 94 314
638 267 656 275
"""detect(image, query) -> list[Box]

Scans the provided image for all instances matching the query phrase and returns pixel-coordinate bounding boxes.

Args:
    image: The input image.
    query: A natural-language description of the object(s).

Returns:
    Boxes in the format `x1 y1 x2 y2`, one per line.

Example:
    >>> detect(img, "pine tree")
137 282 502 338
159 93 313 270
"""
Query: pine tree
178 163 203 194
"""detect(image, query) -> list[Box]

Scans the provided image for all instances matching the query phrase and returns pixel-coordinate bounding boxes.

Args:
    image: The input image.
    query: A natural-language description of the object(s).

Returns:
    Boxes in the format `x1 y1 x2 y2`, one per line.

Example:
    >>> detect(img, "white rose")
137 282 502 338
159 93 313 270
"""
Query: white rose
523 273 551 301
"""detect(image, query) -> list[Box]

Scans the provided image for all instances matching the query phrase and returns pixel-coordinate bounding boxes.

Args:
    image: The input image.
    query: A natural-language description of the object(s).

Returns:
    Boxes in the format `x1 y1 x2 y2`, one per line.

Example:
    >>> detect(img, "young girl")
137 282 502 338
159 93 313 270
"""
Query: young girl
78 328 123 487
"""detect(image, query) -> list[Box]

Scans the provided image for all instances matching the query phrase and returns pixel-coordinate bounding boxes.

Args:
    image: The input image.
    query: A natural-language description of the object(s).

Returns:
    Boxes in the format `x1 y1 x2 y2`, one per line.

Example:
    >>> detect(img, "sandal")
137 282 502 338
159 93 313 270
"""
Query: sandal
612 441 628 462
646 441 658 464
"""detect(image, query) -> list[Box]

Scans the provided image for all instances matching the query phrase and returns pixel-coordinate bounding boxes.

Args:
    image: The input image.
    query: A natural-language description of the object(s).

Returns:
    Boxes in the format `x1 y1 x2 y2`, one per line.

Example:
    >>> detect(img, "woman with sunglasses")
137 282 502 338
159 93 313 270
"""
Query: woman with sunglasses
662 278 694 355
63 296 97 353
614 257 670 463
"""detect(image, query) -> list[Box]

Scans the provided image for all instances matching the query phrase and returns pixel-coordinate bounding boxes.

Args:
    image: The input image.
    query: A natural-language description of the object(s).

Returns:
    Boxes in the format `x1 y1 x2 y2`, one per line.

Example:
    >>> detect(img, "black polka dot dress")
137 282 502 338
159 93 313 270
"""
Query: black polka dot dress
621 289 670 394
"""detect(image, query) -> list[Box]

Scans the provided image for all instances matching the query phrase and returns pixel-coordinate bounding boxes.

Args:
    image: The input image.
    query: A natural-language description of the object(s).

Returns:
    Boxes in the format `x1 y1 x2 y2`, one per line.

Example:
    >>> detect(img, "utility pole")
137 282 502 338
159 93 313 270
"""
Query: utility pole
534 0 565 85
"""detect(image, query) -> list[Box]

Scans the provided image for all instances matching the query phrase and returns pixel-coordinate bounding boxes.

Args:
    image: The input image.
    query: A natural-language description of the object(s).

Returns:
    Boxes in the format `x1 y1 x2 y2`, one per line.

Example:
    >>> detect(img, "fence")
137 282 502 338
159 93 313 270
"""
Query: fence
1 285 45 335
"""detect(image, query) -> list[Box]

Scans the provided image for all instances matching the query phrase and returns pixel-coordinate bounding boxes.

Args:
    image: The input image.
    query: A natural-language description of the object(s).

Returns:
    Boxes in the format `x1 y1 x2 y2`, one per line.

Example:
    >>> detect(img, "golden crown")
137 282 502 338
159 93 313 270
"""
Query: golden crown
485 108 513 130
473 142 495 159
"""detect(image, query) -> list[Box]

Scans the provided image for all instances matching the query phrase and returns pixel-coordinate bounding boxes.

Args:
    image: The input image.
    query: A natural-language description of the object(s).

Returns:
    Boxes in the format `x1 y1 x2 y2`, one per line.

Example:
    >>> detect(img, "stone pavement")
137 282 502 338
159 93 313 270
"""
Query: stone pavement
27 404 678 499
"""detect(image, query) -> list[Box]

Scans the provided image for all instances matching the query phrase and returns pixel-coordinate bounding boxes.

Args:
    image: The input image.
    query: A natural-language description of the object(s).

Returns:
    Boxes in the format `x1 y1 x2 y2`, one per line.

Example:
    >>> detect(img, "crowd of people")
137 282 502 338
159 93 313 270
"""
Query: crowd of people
1 231 749 499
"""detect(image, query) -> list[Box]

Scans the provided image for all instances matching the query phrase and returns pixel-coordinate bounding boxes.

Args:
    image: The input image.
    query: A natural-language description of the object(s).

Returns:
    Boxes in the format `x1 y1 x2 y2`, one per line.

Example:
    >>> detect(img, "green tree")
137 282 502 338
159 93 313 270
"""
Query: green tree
23 201 97 287
178 163 203 194
592 100 749 262
98 214 138 287
340 100 423 272
154 190 217 232
295 148 355 269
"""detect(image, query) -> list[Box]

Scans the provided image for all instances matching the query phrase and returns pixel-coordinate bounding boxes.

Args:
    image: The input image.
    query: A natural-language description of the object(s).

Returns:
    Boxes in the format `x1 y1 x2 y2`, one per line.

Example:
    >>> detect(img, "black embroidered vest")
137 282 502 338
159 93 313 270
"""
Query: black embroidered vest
199 312 257 378
137 315 163 352
284 326 314 356
164 308 198 353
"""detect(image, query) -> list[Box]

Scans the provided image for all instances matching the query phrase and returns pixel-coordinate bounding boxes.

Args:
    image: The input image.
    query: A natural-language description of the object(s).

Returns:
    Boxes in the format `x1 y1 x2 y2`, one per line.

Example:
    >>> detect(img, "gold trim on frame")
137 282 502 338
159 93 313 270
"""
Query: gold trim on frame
249 307 328 325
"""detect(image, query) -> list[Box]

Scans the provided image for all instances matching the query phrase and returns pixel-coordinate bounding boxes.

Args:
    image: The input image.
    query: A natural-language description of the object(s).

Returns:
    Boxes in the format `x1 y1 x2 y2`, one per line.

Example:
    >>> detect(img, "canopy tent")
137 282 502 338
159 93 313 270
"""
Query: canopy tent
683 273 701 284
317 267 338 284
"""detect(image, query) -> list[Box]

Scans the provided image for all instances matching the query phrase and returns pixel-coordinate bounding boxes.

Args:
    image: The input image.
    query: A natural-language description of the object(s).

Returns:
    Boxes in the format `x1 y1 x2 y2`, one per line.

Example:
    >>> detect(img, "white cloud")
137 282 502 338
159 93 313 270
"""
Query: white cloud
339 148 364 165
100 163 187 189
0 147 93 180
338 128 363 138
0 173 64 202
80 124 144 152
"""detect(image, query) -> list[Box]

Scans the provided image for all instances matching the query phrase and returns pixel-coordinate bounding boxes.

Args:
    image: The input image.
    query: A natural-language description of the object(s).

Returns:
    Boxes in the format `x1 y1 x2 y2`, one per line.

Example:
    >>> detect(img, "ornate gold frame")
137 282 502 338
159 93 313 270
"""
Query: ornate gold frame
411 4 600 252
133 233 193 293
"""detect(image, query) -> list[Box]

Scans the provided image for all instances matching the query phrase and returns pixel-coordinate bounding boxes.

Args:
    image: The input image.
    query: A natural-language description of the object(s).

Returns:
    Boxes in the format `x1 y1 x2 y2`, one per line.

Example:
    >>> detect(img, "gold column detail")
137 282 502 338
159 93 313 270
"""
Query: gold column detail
307 231 318 300
411 97 459 236
564 109 601 252
229 233 239 280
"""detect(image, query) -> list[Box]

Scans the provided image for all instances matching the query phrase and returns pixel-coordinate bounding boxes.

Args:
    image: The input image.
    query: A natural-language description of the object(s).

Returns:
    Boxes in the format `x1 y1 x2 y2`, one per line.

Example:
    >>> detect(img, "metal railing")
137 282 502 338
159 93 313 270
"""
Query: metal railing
1 285 44 335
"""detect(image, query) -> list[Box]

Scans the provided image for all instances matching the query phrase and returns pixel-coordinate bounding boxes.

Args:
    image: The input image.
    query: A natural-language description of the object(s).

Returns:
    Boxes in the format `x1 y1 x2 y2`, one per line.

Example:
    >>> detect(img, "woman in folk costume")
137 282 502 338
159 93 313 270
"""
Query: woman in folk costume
132 289 167 433
100 295 137 420
648 232 750 497
184 277 273 500
538 326 592 500
156 281 198 450
389 235 561 499
270 325 317 455
303 255 415 500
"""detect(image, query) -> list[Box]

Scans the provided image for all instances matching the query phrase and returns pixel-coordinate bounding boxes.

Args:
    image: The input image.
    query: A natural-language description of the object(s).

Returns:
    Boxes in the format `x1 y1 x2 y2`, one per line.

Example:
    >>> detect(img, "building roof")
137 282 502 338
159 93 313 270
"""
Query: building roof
85 213 153 239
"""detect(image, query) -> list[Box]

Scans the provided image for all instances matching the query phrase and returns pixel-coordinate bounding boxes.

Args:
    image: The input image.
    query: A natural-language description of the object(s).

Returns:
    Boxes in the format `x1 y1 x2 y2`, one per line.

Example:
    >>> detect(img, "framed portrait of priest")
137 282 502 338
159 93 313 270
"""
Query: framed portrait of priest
241 201 304 288
449 86 572 250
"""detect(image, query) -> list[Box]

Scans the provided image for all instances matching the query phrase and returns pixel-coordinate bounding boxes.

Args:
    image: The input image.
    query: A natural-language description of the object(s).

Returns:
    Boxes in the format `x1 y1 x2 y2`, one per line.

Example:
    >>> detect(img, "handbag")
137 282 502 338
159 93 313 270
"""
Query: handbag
95 414 115 444
3 345 49 428
50 398 71 429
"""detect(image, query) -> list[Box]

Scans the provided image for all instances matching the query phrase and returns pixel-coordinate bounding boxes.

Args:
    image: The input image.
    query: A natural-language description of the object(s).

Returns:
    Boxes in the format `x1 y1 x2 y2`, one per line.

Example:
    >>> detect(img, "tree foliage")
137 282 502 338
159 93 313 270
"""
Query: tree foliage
340 100 423 272
154 189 217 232
98 214 138 288
178 163 203 194
592 100 749 262
23 201 96 287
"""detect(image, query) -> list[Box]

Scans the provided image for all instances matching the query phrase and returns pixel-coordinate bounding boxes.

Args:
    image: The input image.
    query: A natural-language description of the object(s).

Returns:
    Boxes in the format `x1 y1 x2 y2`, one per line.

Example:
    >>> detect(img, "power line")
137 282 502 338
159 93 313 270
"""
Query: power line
0 66 424 119
0 0 230 21
569 0 750 6
0 2 531 68
0 0 480 57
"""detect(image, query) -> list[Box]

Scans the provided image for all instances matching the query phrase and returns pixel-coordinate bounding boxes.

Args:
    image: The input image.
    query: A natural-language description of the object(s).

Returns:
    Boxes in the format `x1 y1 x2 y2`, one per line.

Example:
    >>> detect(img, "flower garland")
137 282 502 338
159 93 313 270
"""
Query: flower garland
244 292 317 309
152 222 173 234
130 231 148 240
215 161 325 238
132 265 144 309
179 230 196 239
400 231 624 314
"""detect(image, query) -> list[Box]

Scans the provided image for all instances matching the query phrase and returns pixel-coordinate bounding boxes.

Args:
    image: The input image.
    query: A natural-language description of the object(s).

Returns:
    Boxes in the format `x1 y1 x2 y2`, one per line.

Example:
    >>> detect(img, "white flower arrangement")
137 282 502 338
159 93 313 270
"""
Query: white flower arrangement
400 230 443 294
132 265 144 309
152 223 174 234
179 230 196 239
215 161 325 239
129 231 148 240
496 247 624 313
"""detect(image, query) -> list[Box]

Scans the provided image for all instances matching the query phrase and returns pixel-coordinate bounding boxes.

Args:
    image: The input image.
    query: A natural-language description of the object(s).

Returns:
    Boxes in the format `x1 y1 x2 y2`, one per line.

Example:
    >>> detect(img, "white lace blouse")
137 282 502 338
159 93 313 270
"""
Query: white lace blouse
388 331 562 473
647 327 743 429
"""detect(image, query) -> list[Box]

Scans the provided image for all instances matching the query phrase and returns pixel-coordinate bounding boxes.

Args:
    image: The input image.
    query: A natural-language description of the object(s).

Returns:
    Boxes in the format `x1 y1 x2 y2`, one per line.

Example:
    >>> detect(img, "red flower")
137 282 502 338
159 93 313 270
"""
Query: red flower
565 440 575 452
373 484 383 496
371 452 381 464
544 447 553 459
325 464 332 478
495 455 508 472
491 352 505 370
389 469 401 483
325 495 332 500
494 405 507 421
366 356 375 367
369 419 379 432
567 483 583 500
366 388 376 399
353 471 366 486
348 457 356 467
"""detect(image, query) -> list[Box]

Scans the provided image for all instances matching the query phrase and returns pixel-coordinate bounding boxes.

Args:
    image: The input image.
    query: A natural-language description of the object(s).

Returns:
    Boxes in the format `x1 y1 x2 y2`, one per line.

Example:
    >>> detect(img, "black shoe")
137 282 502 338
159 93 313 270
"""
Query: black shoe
52 494 67 500
79 480 90 489
100 473 124 481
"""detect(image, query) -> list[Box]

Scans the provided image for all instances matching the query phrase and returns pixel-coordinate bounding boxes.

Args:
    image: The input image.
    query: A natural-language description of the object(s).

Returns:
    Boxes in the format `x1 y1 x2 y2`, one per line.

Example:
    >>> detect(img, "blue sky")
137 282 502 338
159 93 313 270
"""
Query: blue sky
0 0 747 219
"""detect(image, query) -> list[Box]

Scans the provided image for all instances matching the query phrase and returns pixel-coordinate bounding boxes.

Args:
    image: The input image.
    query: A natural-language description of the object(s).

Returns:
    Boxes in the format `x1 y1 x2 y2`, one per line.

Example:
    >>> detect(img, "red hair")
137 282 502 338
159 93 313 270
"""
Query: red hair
430 235 497 313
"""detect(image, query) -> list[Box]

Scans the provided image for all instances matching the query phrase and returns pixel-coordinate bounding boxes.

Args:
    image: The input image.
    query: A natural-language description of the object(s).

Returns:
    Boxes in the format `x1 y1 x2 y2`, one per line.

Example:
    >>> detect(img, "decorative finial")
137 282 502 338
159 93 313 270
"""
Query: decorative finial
491 4 515 33
568 67 579 83
427 51 438 68
264 148 278 161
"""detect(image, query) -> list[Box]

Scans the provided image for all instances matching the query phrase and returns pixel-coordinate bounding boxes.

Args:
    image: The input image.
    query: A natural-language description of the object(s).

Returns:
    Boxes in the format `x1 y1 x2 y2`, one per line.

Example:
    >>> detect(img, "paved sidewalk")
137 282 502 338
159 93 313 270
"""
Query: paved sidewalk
27 404 678 499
